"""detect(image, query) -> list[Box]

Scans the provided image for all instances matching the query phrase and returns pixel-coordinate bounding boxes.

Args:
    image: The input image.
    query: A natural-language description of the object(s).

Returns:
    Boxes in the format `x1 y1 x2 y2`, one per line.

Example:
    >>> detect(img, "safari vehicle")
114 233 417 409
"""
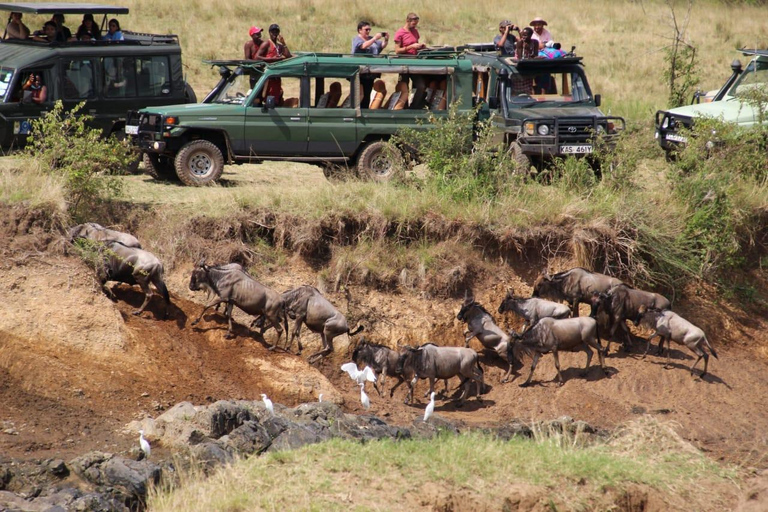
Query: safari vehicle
465 49 626 170
655 49 768 159
128 52 476 185
0 2 196 150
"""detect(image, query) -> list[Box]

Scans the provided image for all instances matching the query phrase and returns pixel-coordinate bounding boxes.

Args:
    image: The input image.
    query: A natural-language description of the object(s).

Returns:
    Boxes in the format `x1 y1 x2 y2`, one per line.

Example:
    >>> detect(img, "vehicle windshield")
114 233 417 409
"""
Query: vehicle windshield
503 70 591 107
209 69 262 104
0 68 13 102
728 58 768 98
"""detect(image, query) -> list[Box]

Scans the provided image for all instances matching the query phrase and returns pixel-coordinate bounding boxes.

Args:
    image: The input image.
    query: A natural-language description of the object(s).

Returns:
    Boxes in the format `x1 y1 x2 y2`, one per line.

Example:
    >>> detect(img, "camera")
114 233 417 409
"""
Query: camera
382 32 388 37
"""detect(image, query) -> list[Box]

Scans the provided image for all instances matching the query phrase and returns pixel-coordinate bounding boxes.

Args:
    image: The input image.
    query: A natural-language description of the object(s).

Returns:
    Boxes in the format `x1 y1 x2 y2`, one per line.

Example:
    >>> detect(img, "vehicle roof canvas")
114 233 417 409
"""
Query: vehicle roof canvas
0 3 129 15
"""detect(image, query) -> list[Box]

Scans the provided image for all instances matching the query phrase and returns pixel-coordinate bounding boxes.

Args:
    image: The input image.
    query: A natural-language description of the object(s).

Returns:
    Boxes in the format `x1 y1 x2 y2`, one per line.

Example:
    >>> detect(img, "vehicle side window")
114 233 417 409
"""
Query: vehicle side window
0 69 12 102
63 59 96 100
309 77 354 108
358 72 448 111
103 57 137 98
136 56 170 97
252 76 301 108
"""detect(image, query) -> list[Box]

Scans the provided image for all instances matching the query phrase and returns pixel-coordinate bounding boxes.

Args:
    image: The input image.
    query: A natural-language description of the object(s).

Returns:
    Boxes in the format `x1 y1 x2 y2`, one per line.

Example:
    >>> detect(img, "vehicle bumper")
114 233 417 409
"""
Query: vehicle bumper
516 115 625 158
654 110 691 152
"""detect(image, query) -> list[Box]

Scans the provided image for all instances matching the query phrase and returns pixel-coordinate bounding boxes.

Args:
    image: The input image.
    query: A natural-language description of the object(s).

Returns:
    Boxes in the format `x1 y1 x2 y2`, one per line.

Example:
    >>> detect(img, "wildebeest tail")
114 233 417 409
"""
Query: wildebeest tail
348 325 365 336
155 278 171 304
704 336 719 359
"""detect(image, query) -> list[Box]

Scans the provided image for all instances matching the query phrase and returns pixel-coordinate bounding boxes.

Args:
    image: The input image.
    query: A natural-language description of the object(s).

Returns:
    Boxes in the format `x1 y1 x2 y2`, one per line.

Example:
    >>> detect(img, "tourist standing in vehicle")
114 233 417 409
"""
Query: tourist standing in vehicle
353 21 389 108
267 24 292 59
103 19 124 41
394 13 425 55
4 12 30 40
51 13 72 41
493 20 518 55
530 17 552 48
76 14 101 41
249 25 290 62
244 26 263 59
515 27 540 60
22 73 47 104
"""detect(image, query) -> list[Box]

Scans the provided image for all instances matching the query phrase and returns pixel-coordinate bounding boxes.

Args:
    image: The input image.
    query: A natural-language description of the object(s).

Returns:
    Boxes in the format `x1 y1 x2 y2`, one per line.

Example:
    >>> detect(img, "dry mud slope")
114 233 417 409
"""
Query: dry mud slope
1 206 768 491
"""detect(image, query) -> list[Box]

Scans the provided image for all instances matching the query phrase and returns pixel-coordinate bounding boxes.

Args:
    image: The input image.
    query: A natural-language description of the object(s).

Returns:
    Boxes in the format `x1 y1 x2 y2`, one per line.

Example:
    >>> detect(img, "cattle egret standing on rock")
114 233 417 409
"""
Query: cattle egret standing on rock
261 393 274 416
424 392 436 422
318 393 323 403
359 383 370 410
139 430 150 460
341 362 377 387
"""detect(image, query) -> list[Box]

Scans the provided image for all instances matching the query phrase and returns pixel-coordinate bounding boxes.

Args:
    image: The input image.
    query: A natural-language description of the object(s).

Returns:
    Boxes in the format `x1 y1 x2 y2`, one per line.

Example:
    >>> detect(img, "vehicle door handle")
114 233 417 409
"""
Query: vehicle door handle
290 117 301 121
343 118 354 122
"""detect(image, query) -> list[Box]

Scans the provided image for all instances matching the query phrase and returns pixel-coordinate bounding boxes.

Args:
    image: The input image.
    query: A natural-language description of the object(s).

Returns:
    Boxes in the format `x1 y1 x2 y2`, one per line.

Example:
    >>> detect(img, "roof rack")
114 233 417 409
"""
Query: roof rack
739 48 768 57
0 2 129 15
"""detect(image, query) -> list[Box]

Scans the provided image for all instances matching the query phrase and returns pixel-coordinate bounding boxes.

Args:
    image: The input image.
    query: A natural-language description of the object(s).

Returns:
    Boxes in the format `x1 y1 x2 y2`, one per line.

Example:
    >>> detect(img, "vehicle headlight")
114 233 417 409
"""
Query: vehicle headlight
537 124 550 136
661 117 669 129
596 125 605 134
524 122 535 136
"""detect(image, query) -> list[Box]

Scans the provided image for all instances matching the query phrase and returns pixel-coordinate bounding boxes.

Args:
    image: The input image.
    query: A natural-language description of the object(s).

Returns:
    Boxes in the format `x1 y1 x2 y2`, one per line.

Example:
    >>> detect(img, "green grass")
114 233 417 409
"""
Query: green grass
148 420 739 511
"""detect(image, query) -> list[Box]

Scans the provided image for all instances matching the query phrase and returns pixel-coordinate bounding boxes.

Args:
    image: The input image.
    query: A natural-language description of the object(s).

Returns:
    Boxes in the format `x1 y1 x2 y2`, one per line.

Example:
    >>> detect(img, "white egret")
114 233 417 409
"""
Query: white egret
261 393 274 416
341 362 377 387
318 393 323 403
423 392 436 422
139 430 151 460
359 383 370 410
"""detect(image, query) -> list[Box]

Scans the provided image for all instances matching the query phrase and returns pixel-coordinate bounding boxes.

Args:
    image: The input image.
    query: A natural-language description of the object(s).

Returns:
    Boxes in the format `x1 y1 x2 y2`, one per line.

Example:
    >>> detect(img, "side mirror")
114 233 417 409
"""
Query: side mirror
488 96 499 109
594 94 601 107
264 96 276 110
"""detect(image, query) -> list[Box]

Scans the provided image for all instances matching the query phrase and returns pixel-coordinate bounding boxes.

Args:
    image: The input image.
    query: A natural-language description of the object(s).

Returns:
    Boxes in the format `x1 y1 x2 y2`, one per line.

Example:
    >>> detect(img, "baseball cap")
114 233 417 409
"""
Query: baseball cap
269 23 280 32
249 26 263 36
499 20 512 27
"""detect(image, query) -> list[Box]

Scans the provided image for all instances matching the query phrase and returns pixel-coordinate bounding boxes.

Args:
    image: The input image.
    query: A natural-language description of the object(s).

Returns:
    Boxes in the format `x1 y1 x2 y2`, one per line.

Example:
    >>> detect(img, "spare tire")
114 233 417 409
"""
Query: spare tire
184 82 197 103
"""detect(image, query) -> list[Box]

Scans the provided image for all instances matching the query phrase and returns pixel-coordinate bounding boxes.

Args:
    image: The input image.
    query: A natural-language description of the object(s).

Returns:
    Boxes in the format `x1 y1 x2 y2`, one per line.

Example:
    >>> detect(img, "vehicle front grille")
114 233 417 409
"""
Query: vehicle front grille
139 114 163 133
557 118 596 143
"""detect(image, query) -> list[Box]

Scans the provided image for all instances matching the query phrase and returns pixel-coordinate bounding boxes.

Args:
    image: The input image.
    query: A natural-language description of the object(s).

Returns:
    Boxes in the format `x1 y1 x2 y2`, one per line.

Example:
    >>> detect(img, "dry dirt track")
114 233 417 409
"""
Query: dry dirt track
1 249 767 470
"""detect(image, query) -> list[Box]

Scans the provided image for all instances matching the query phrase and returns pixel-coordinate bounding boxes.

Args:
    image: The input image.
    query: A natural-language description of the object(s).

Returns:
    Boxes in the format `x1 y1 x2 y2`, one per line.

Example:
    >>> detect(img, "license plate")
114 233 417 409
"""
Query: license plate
125 125 139 135
560 145 592 154
665 133 687 143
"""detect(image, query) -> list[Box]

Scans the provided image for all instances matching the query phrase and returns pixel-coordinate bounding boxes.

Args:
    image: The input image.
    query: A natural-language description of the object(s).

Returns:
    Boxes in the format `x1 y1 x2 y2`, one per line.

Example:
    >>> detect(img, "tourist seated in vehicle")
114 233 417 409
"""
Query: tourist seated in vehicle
51 13 72 41
103 19 124 41
22 73 47 104
76 13 102 41
31 21 63 43
4 12 30 40
494 20 518 55
515 27 540 60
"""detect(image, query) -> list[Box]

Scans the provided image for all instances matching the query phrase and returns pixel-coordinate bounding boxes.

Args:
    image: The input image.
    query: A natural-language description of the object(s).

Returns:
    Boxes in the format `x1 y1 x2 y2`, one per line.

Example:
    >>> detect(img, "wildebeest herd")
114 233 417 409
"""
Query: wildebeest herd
68 223 719 414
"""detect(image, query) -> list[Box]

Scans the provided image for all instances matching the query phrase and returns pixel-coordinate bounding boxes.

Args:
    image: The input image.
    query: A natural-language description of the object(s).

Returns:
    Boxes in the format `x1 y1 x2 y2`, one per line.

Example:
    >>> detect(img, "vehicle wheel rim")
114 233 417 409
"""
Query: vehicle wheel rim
370 153 393 177
189 153 213 177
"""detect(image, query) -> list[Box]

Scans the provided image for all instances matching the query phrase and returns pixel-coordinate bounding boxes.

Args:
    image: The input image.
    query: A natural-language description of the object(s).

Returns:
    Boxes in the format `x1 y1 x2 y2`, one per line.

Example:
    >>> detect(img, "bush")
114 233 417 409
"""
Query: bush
25 101 134 218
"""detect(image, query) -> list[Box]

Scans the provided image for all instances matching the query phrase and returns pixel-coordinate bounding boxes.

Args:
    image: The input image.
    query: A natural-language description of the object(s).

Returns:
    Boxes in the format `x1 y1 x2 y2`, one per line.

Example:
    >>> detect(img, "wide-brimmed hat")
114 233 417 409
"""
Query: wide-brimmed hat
530 17 547 26
499 20 512 27
249 26 263 36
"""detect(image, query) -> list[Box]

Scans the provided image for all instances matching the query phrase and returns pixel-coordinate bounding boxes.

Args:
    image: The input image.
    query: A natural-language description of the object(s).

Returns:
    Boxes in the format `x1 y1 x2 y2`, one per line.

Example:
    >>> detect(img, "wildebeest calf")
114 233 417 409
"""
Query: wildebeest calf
69 222 141 248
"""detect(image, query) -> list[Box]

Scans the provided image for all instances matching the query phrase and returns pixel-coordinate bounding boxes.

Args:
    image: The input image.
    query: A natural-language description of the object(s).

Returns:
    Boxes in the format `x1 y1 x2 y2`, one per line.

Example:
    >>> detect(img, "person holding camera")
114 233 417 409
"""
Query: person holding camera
4 12 30 40
22 73 47 104
494 20 518 55
352 21 388 55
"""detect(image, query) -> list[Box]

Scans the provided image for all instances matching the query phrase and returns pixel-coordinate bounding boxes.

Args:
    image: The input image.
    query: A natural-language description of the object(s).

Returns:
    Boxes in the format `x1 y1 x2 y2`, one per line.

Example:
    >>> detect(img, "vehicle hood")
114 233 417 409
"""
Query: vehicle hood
139 103 234 116
663 97 756 124
512 105 605 119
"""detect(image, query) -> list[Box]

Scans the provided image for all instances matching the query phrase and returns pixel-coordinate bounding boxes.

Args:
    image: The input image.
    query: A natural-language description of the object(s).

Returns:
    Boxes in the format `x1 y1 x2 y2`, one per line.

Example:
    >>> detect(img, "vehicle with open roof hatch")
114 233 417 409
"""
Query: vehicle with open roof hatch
0 2 196 150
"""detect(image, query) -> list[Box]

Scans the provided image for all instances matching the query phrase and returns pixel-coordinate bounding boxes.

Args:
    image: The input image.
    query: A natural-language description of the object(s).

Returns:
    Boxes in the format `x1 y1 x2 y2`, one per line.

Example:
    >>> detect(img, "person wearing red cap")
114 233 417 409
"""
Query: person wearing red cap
244 26 264 60
529 17 553 48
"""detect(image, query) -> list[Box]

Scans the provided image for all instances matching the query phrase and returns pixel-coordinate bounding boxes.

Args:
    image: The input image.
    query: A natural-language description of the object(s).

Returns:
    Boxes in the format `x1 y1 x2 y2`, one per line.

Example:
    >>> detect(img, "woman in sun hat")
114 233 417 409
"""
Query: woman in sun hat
529 17 552 47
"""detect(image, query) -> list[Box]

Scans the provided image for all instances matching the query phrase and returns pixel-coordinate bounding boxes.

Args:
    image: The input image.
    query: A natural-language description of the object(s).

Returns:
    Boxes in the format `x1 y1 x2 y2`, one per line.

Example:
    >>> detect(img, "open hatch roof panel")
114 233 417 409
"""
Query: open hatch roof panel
739 48 768 57
0 2 128 14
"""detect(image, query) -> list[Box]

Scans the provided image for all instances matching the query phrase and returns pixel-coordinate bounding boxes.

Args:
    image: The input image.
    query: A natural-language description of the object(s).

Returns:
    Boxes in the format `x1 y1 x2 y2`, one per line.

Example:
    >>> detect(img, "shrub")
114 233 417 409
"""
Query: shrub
25 100 134 218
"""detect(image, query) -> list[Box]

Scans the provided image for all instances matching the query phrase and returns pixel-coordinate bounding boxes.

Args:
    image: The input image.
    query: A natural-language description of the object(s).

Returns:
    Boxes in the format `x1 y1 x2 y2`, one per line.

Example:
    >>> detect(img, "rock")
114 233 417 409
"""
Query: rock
101 457 161 500
69 452 112 483
268 423 323 452
190 442 233 469
218 421 272 455
494 421 534 440
410 415 460 438
333 414 411 442
205 400 254 438
46 459 68 478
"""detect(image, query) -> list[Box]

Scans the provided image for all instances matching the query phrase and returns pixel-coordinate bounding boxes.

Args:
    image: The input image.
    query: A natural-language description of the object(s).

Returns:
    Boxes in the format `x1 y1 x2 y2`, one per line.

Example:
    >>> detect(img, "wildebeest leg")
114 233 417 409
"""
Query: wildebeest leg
501 358 515 383
307 332 334 363
405 376 418 404
224 302 237 339
389 375 405 398
520 352 540 387
596 342 607 375
689 344 707 377
425 377 435 398
286 317 304 354
581 345 593 378
261 312 285 350
133 278 154 316
463 331 474 348
191 298 228 326
552 349 565 385
643 331 659 358
663 336 672 369
456 376 469 403
373 368 385 397
570 300 580 317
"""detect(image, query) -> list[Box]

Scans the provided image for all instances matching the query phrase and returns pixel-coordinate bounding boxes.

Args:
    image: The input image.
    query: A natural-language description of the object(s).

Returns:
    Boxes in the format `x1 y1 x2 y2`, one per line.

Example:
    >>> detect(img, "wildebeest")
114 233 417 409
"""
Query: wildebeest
279 285 364 363
497 292 571 332
457 293 514 382
510 316 607 387
352 339 406 397
397 343 484 405
69 222 141 248
594 284 672 352
532 267 623 317
97 241 171 317
189 261 288 346
638 306 718 377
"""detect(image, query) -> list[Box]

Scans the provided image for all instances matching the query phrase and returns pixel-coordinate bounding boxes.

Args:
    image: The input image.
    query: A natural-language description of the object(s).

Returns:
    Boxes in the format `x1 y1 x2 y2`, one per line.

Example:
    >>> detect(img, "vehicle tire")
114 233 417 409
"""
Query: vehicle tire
510 142 533 176
321 162 354 182
356 141 404 182
184 82 197 103
143 153 178 181
174 140 225 186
